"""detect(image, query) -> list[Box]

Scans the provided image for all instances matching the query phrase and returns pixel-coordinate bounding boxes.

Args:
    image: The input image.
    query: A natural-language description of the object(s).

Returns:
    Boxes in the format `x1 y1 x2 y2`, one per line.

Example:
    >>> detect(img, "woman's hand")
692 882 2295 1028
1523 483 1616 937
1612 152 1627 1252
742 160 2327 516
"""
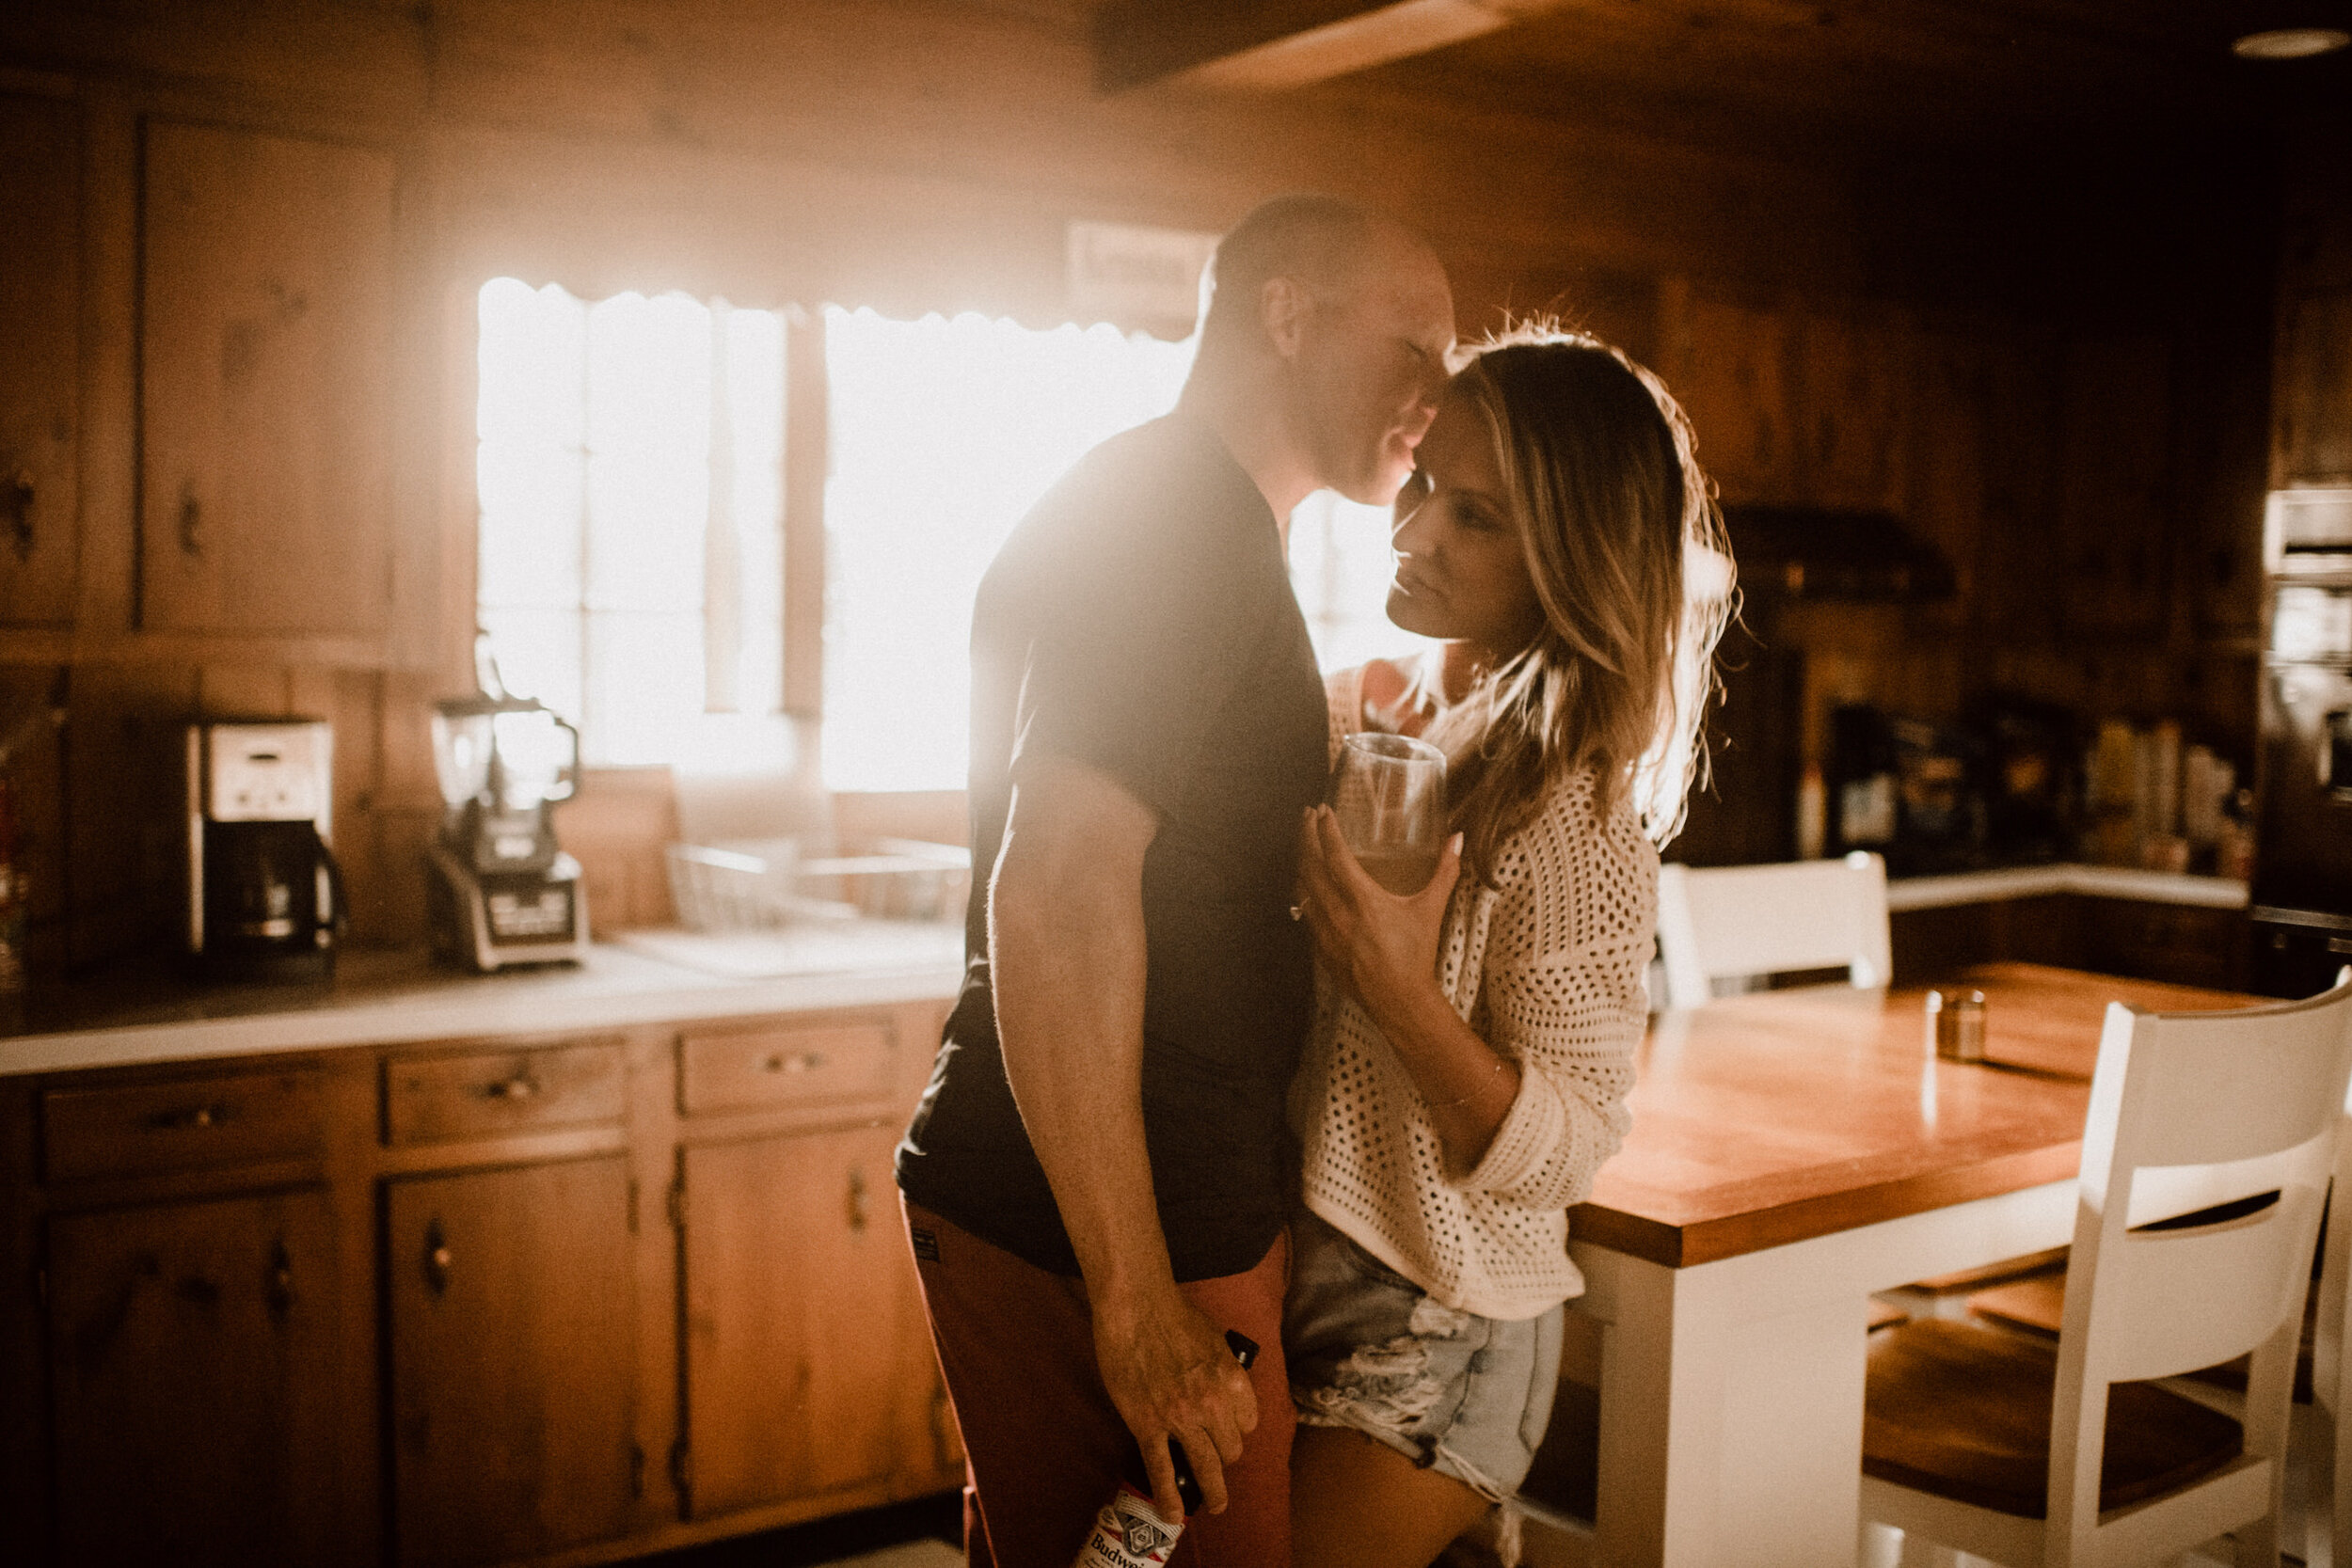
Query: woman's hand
1295 805 1463 1027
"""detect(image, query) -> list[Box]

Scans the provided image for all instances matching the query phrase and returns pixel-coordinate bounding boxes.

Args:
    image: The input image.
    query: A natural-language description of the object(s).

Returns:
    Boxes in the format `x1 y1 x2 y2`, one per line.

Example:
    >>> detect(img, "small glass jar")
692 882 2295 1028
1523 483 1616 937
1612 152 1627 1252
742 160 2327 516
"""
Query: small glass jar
1926 989 1987 1063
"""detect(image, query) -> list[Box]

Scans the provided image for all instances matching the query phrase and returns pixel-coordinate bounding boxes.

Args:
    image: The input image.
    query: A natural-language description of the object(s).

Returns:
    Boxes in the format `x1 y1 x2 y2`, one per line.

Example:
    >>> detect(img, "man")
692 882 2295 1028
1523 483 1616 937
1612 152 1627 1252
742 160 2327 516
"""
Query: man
896 193 1454 1566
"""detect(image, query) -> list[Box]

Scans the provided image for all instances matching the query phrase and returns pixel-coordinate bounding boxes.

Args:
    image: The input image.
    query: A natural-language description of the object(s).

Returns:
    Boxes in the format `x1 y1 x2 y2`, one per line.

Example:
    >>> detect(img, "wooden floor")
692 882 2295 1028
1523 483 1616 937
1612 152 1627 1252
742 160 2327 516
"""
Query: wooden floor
626 1496 961 1568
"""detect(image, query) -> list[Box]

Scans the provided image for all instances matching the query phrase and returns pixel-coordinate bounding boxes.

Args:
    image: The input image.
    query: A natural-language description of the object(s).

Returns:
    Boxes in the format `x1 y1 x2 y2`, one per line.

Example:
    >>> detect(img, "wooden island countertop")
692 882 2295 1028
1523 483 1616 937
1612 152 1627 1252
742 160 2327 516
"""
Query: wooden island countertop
1570 963 2263 1268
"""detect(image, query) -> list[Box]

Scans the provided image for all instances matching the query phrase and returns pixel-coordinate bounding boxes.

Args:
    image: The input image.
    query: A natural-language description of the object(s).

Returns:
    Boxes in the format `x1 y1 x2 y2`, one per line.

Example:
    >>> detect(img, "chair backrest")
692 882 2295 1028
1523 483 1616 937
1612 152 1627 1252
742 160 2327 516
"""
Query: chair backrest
1653 852 1891 1008
2045 973 2352 1558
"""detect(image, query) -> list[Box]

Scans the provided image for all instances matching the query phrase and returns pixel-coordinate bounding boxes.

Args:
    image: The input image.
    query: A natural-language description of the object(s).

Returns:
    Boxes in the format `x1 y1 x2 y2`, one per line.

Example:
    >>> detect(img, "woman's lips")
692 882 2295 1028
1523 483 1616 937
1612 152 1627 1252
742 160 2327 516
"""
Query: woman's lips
1393 566 1440 601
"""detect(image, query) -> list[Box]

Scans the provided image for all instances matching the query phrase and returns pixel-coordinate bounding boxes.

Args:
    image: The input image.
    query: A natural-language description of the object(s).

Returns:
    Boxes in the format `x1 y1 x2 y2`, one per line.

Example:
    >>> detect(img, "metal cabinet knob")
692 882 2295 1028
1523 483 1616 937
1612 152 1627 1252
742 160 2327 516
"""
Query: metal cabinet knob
424 1219 452 1297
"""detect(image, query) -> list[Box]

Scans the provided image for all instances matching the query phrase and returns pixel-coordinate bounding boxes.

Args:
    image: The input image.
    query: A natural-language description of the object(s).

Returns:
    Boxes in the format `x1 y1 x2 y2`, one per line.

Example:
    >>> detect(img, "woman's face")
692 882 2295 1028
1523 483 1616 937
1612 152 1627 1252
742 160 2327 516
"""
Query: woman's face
1385 393 1543 657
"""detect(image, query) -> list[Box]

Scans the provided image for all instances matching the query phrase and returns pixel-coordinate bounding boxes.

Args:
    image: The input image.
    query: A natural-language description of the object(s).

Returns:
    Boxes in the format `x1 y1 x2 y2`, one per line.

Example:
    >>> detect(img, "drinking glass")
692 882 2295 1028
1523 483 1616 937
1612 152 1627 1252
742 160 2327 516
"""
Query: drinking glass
1329 733 1447 895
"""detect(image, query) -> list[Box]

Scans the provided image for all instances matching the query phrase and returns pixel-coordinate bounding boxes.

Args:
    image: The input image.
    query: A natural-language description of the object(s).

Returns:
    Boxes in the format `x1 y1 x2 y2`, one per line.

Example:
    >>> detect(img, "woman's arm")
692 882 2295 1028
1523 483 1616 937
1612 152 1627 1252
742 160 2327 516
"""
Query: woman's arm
1296 795 1647 1196
1295 805 1520 1167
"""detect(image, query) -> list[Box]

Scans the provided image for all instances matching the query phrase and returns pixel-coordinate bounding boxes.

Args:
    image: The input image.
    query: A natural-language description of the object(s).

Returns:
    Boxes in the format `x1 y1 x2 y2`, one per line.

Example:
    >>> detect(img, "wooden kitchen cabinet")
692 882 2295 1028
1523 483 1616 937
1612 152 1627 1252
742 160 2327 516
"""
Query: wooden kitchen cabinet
678 1125 907 1518
0 90 82 634
5 993 961 1568
387 1155 640 1568
1797 306 1914 515
1656 281 1798 506
136 118 397 641
44 1184 343 1567
1890 892 2249 991
2054 334 2175 637
2275 289 2352 485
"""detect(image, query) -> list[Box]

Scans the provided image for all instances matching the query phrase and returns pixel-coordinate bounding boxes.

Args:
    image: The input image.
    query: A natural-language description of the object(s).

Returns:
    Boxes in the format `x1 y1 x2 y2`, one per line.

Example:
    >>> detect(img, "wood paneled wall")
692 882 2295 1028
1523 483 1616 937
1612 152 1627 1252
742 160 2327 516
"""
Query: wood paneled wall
0 0 2283 965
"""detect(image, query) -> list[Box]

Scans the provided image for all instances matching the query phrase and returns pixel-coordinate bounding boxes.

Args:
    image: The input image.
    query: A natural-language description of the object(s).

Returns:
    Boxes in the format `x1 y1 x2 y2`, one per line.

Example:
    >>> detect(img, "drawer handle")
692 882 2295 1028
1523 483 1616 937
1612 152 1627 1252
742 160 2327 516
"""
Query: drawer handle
151 1101 230 1132
848 1166 868 1234
423 1218 452 1298
761 1051 826 1075
483 1072 540 1101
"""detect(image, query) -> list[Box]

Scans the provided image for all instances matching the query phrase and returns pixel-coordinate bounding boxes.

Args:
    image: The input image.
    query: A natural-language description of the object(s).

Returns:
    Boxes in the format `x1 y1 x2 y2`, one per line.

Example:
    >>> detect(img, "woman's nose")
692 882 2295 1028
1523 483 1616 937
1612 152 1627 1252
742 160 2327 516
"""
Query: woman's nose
1391 498 1438 555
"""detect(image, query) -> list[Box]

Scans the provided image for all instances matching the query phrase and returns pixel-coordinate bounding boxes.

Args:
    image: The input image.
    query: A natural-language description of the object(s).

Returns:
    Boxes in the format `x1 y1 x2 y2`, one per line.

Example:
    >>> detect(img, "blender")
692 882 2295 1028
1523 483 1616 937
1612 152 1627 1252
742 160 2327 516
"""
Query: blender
424 657 589 971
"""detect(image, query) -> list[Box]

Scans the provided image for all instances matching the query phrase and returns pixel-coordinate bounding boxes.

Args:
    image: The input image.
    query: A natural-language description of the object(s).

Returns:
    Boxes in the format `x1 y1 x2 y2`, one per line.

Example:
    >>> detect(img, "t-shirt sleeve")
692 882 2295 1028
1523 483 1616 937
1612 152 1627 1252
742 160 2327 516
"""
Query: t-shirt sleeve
1007 482 1275 821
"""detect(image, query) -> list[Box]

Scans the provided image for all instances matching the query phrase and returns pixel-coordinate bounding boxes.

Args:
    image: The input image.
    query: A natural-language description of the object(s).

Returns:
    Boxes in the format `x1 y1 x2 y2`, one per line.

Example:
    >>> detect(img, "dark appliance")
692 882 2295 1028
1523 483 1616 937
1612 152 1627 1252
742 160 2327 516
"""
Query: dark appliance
1668 620 1804 866
2252 488 2352 997
424 679 588 972
185 720 342 974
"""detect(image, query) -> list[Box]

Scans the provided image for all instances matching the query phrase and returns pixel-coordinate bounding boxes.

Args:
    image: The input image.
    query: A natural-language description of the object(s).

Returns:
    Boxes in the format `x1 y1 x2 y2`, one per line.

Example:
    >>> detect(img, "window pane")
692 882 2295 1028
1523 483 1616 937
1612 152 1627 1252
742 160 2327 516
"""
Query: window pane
584 610 705 766
477 279 585 449
476 442 584 610
477 279 787 771
586 293 710 615
478 604 582 721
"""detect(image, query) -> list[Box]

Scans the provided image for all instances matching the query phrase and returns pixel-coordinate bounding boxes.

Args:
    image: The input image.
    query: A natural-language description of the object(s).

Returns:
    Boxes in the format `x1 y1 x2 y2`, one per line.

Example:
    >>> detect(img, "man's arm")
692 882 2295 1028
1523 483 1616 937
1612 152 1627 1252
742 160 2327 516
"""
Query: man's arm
991 754 1257 1523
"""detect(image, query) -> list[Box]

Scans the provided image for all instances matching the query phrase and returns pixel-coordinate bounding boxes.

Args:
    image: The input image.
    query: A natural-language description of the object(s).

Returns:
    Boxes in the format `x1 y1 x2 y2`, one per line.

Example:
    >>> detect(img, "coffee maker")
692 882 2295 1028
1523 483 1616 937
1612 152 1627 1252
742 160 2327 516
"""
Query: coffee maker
424 680 588 972
185 720 343 974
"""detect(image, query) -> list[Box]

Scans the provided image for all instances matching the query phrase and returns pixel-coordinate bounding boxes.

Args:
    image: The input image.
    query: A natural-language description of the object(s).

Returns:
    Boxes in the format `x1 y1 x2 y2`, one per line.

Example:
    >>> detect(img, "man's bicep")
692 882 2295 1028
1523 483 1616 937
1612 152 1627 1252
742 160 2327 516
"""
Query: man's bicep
996 754 1159 897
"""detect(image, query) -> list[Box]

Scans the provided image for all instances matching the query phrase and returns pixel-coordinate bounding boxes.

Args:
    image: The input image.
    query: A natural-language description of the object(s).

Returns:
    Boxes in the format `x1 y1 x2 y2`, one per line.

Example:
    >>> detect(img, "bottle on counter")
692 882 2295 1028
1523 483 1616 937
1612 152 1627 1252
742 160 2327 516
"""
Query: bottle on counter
1073 1330 1259 1568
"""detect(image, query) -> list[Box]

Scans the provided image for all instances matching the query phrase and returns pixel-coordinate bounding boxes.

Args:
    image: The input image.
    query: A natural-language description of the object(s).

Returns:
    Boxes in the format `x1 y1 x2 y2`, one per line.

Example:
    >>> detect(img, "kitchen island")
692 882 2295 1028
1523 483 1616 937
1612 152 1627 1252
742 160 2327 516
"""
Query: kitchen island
1 930 968 1568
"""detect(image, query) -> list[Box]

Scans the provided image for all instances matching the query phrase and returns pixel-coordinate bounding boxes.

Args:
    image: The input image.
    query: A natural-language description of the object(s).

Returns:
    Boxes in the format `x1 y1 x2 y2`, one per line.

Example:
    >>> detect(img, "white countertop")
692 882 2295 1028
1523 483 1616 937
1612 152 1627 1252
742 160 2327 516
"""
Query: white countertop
0 926 967 1078
1884 863 2249 913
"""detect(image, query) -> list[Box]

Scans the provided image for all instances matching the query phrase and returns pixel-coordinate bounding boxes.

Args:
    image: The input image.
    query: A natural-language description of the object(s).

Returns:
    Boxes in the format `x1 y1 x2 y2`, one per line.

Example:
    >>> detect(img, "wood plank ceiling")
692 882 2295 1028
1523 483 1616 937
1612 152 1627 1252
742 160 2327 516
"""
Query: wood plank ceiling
1089 0 2352 159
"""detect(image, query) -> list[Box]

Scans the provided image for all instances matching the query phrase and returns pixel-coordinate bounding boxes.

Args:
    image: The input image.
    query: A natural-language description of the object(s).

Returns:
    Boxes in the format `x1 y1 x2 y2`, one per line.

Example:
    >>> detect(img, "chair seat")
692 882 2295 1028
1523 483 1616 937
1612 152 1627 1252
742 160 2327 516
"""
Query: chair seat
1969 1272 2319 1404
1904 1245 2071 1296
1863 1319 2243 1519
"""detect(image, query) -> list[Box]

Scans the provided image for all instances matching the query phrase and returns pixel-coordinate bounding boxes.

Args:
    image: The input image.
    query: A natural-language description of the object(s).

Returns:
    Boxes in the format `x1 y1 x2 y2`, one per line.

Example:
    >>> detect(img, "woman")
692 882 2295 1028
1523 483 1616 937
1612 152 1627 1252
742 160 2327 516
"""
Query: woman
1284 325 1731 1567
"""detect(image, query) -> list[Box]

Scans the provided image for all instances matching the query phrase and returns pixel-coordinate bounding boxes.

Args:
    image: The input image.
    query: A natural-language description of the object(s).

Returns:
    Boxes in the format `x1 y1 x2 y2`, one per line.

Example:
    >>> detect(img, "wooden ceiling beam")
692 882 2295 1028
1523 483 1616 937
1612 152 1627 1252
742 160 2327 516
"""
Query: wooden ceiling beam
1094 0 1568 93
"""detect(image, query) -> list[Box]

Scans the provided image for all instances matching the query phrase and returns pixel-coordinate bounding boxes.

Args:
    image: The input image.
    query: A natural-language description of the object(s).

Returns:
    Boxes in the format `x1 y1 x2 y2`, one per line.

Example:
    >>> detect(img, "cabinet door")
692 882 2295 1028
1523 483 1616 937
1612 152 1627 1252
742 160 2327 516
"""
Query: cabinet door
137 119 394 639
680 1126 904 1518
46 1186 342 1567
1660 284 1797 506
1797 307 1913 514
2055 334 2174 637
0 93 80 628
2277 290 2352 485
388 1156 637 1568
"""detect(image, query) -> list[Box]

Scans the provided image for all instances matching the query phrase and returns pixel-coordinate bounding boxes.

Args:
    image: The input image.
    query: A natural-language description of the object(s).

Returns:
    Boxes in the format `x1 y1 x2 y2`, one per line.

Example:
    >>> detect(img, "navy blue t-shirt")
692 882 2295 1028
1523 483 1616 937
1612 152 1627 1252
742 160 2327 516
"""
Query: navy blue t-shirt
895 412 1330 1282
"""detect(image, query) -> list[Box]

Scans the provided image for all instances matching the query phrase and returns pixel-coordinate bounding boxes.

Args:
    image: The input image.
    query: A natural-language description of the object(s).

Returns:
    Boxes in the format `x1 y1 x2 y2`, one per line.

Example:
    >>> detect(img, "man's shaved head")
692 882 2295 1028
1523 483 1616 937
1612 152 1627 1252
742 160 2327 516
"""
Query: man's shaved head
1197 194 1427 357
1184 194 1454 509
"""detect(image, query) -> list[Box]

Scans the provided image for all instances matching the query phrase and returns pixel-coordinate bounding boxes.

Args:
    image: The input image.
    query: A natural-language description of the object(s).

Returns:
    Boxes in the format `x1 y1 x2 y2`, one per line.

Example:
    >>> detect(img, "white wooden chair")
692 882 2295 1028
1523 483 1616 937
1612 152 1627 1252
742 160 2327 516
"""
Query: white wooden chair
1653 851 1891 1009
1861 973 2352 1567
2305 968 2352 1567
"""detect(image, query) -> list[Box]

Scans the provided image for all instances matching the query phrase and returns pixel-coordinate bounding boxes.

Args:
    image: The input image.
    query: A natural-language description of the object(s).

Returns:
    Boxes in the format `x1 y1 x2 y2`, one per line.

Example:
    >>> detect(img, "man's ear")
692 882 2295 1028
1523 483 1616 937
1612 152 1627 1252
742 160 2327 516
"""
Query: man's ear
1261 276 1308 359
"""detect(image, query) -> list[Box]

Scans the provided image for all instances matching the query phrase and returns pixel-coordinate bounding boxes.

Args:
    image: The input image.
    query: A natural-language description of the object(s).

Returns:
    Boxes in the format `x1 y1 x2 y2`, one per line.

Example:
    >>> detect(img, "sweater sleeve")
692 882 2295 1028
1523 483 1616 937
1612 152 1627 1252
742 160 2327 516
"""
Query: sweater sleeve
1447 785 1652 1209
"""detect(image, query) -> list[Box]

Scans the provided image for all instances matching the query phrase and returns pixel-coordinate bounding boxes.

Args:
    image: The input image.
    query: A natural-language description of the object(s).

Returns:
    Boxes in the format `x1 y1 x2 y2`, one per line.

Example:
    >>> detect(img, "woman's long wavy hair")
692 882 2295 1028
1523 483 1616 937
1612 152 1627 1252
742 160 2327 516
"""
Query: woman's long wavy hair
1417 324 1735 882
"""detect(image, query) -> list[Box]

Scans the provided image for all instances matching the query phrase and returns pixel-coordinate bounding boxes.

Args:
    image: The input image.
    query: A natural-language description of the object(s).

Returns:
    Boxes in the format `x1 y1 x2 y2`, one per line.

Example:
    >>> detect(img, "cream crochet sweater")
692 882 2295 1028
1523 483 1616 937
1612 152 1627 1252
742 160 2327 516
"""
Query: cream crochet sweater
1292 666 1654 1320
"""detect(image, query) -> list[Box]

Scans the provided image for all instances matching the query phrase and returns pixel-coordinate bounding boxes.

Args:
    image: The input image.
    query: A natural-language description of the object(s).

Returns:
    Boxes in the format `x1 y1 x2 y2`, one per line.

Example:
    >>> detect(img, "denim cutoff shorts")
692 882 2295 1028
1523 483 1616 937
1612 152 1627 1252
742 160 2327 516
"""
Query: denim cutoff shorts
1283 1209 1564 1501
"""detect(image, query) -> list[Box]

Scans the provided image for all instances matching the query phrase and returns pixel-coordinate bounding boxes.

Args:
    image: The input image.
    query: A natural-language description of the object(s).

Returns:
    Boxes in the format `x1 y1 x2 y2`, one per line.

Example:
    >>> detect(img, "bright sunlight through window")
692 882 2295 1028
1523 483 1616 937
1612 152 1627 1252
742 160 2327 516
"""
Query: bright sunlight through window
475 278 787 771
820 308 1424 793
479 286 1424 793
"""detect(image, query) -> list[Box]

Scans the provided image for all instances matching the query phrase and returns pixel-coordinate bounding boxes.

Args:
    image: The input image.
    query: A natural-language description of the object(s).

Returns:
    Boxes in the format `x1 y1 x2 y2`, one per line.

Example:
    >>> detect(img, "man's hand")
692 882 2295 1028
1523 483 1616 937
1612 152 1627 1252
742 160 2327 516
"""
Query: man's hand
1092 1286 1257 1522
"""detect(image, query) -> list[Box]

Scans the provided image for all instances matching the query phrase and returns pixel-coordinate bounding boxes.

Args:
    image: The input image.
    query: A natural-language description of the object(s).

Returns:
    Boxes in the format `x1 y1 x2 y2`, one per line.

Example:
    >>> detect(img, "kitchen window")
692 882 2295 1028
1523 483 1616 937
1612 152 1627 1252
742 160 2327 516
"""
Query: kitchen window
474 278 789 770
475 283 1422 789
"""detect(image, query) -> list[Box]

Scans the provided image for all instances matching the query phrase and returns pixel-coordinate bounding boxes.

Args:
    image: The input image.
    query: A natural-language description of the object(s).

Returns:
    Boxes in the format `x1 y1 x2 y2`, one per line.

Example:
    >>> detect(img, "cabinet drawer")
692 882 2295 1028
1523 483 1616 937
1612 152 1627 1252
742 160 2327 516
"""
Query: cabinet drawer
678 1021 894 1117
384 1040 626 1147
42 1067 326 1183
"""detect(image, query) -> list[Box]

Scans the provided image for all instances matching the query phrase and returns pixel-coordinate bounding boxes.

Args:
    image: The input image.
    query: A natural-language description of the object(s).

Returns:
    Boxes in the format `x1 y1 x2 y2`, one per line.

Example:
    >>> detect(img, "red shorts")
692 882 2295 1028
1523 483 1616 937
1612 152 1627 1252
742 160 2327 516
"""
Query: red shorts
901 1198 1294 1568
